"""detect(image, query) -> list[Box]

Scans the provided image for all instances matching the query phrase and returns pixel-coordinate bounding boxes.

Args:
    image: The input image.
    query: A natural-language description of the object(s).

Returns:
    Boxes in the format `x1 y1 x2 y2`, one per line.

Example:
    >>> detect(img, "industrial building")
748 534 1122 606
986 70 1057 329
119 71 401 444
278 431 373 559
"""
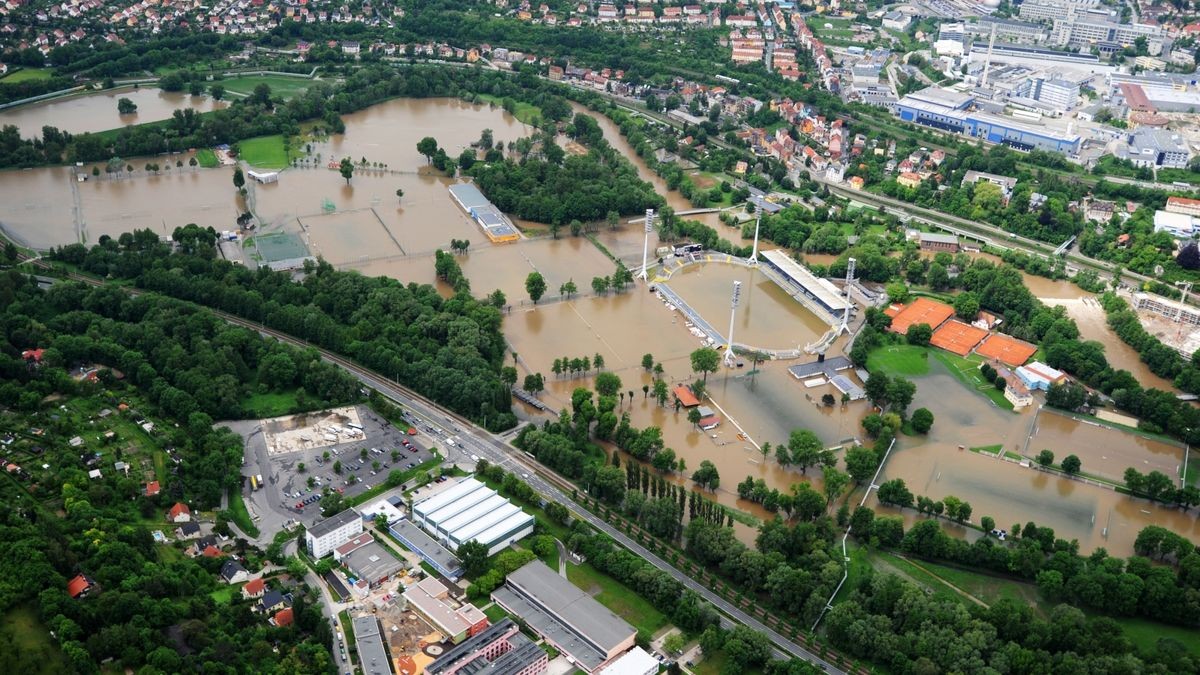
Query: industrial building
305 508 363 558
963 17 1049 45
492 560 637 672
967 42 1113 75
1154 211 1200 238
353 615 395 675
1050 17 1164 55
1120 129 1192 170
448 183 520 244
425 618 548 675
411 477 534 556
1018 0 1105 23
335 534 407 588
388 519 463 579
1133 292 1200 327
760 249 852 324
599 648 659 675
895 88 1081 154
403 576 490 644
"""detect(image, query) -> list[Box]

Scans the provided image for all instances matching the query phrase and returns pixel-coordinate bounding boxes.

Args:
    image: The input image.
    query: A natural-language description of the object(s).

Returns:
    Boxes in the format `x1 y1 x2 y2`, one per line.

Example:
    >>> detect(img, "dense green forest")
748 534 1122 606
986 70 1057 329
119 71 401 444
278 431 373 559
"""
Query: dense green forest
472 112 662 223
52 226 518 430
0 269 339 673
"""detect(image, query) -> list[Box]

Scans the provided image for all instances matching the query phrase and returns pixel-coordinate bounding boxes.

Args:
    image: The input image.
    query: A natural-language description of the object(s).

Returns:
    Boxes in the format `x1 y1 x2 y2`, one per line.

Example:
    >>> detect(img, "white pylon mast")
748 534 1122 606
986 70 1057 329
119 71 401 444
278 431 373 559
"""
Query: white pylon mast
724 280 742 367
842 257 856 333
639 208 655 281
748 210 762 264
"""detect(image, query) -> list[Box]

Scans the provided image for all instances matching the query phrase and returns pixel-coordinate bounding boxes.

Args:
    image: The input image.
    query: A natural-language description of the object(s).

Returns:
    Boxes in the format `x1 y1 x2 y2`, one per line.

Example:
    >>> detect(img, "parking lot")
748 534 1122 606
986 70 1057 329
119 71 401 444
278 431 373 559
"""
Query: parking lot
229 405 440 541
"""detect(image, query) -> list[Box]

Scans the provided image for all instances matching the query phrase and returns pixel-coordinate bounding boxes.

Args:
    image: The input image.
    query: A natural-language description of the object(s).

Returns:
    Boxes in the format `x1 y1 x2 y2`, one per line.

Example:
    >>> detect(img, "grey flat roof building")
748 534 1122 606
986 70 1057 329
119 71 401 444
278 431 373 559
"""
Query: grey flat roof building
389 519 463 578
353 615 394 675
343 541 406 585
492 560 635 672
308 508 361 539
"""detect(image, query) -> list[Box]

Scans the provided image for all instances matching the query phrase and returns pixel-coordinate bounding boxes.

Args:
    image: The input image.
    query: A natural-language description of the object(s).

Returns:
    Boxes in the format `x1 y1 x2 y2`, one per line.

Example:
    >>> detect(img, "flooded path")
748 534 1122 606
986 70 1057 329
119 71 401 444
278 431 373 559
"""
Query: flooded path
0 87 227 138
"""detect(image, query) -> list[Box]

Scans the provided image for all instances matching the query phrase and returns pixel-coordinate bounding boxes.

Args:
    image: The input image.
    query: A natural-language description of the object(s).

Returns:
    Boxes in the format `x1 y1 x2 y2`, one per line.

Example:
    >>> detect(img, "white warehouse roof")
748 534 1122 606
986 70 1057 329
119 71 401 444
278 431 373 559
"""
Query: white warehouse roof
411 476 534 555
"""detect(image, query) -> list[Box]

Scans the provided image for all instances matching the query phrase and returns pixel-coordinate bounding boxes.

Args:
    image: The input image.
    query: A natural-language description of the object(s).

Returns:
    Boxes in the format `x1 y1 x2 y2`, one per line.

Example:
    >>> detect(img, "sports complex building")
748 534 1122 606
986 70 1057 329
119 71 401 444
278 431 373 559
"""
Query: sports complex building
411 477 534 556
760 249 853 325
448 183 520 243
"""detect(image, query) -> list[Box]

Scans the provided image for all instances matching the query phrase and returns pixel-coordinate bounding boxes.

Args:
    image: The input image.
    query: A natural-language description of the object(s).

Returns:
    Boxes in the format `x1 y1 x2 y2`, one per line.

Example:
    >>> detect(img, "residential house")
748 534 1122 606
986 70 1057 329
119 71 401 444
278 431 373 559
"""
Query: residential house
242 577 267 600
144 481 160 497
273 607 294 627
67 574 94 599
897 172 922 189
175 522 201 539
221 560 250 584
258 589 290 614
167 502 191 523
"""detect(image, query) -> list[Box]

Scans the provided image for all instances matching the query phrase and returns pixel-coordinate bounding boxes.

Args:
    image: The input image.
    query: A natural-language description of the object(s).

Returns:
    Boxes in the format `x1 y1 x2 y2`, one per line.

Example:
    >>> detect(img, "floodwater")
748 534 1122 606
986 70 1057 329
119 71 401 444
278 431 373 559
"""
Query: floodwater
665 262 828 350
1028 408 1185 483
874 359 1199 554
313 98 532 172
0 87 227 138
1042 296 1178 392
5 93 1196 553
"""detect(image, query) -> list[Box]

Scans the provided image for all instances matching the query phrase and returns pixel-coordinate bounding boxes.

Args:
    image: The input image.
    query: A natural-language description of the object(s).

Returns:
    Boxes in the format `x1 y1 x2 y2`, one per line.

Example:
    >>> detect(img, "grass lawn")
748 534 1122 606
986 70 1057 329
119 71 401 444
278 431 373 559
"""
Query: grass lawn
0 603 71 675
1116 616 1200 656
929 350 1014 411
153 449 168 483
227 486 261 538
693 649 763 675
0 67 55 83
837 543 871 605
221 74 316 101
867 344 930 377
195 148 219 168
566 562 668 636
483 603 513 623
242 390 300 418
236 134 292 169
210 586 234 605
346 454 442 508
477 93 543 126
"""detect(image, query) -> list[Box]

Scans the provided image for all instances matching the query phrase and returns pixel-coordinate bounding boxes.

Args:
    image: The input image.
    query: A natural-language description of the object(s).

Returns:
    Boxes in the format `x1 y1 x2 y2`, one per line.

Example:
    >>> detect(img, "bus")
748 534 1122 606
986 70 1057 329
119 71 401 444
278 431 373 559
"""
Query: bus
249 474 259 491
674 243 704 256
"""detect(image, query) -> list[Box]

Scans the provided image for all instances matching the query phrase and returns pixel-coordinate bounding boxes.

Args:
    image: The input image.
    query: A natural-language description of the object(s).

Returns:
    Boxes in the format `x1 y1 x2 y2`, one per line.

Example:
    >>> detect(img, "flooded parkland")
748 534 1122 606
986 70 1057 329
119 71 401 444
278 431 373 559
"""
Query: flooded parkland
0 89 1194 552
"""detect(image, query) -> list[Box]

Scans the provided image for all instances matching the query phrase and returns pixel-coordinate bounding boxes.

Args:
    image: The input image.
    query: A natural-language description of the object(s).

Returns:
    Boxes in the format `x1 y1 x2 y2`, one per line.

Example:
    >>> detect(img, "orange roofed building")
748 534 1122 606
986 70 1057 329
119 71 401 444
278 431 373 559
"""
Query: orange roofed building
673 386 700 407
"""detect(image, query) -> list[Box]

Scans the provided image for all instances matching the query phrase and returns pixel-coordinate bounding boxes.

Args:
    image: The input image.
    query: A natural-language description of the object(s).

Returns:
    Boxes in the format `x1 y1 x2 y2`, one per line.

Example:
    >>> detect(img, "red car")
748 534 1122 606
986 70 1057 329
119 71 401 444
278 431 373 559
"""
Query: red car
406 427 417 436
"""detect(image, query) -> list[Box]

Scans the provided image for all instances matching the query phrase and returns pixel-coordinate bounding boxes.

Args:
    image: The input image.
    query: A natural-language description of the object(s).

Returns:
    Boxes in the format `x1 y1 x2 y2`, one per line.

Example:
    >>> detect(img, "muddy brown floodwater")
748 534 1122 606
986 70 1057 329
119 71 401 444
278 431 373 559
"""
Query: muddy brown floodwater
3 93 1194 553
0 87 227 138
666 263 828 350
875 359 1199 553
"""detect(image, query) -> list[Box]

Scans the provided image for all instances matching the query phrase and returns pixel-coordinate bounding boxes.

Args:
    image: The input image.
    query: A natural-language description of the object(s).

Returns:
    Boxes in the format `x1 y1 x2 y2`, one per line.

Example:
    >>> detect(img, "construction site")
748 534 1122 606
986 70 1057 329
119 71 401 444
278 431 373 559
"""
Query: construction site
1133 291 1200 359
261 406 365 456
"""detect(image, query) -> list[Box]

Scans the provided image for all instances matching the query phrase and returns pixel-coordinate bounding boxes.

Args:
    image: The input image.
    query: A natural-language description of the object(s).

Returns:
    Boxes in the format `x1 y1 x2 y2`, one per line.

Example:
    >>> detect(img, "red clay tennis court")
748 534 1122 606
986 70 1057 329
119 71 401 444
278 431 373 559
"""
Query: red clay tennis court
975 333 1037 367
887 297 955 335
930 320 988 356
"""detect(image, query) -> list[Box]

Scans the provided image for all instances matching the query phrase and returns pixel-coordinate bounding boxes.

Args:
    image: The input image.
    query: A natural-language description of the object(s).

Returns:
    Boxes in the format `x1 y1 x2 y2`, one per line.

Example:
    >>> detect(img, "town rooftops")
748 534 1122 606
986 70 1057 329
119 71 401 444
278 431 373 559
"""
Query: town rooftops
335 532 375 558
308 507 361 539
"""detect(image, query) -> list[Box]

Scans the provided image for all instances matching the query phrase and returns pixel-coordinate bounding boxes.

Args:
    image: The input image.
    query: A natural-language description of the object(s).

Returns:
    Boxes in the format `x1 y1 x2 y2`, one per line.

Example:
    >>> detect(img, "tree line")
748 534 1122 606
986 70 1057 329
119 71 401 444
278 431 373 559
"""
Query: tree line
0 270 337 673
52 226 518 431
